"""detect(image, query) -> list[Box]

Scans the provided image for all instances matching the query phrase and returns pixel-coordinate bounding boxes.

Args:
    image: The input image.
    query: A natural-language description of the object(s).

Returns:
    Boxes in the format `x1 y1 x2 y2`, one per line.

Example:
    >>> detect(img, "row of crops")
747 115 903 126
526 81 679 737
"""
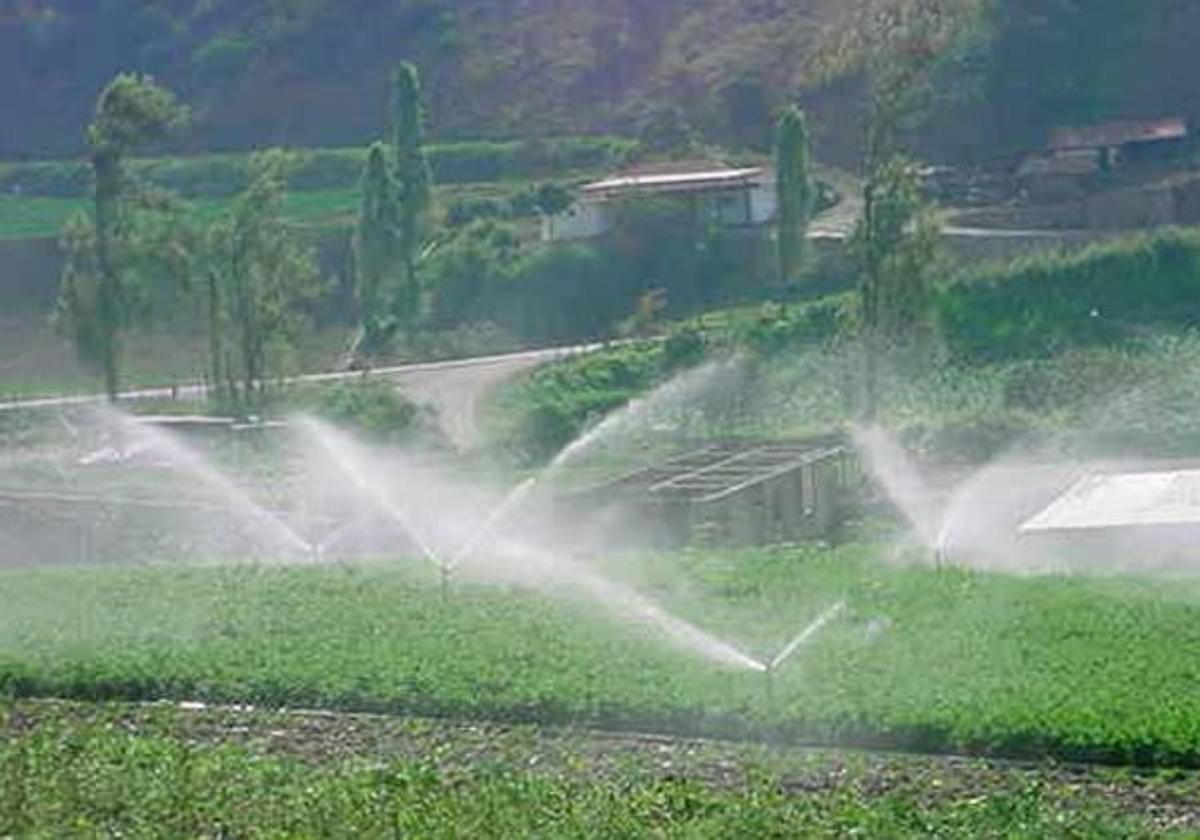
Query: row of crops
4 544 1200 767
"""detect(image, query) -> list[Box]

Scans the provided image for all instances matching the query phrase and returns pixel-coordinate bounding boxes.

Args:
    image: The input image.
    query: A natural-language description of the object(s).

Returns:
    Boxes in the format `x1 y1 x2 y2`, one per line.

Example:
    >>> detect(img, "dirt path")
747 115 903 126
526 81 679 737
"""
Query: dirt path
389 345 592 450
0 343 597 449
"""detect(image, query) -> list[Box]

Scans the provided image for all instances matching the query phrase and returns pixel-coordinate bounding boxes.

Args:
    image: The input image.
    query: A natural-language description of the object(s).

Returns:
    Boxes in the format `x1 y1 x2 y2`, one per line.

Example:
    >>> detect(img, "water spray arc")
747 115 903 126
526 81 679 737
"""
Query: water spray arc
298 417 449 583
99 408 313 559
448 477 538 577
759 601 846 712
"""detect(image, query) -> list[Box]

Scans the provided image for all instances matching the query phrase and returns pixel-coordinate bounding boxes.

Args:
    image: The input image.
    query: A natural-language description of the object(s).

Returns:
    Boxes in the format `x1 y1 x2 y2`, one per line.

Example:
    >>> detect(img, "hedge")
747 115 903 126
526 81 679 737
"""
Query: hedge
0 135 638 199
937 228 1200 361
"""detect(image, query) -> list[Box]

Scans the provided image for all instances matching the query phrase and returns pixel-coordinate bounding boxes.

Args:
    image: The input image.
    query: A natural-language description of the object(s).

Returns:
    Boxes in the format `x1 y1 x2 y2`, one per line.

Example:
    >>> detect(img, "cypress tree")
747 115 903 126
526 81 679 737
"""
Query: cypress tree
775 106 814 285
390 62 432 322
354 142 404 354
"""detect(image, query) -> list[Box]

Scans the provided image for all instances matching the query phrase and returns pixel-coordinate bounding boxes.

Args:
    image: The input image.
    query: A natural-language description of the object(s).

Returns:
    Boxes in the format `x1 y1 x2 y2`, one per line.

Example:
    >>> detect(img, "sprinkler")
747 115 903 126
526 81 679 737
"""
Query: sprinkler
451 478 539 569
762 661 776 716
758 601 847 712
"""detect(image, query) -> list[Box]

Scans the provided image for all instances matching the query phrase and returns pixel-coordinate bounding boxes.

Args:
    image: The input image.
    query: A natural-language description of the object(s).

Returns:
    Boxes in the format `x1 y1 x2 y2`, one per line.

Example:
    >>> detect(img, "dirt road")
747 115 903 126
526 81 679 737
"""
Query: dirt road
0 343 598 449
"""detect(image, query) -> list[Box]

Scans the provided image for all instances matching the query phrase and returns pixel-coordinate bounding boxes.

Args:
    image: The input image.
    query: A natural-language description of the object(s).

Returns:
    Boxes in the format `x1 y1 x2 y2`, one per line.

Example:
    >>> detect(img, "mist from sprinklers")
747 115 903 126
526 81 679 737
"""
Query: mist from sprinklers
850 415 1200 576
546 356 748 475
107 409 311 553
0 358 852 674
295 414 770 672
851 422 1058 571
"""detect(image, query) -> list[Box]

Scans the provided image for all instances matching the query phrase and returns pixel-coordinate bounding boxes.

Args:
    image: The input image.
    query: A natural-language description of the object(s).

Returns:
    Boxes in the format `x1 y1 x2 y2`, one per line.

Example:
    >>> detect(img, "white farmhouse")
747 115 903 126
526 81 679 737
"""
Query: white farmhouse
543 161 778 242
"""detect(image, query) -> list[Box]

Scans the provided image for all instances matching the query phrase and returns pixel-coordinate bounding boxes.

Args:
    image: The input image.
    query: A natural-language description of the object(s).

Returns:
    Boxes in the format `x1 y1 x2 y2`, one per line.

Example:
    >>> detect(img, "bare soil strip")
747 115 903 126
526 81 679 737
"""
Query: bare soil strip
6 698 1199 831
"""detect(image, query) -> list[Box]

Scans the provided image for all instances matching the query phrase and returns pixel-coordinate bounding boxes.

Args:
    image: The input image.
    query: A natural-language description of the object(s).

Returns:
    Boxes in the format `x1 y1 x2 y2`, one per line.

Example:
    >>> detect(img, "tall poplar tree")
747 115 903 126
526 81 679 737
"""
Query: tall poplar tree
390 62 432 323
207 151 322 400
56 74 188 400
819 0 972 421
775 106 814 285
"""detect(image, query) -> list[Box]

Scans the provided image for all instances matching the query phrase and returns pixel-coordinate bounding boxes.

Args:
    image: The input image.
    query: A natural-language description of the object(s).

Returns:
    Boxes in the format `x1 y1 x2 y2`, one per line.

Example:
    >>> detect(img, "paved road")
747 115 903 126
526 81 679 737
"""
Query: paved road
0 343 599 449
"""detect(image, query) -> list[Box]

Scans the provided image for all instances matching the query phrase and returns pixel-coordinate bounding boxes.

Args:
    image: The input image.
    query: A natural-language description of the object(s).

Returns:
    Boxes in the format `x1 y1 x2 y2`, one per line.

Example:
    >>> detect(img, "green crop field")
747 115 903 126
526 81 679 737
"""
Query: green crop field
0 701 1167 838
0 700 1171 840
0 180 553 241
0 189 362 241
5 545 1200 768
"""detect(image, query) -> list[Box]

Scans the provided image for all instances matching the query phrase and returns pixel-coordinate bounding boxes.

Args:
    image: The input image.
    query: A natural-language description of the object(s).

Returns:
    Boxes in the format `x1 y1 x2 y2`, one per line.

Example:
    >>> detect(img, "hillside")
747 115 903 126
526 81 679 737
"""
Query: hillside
3 1 1199 165
0 0 848 158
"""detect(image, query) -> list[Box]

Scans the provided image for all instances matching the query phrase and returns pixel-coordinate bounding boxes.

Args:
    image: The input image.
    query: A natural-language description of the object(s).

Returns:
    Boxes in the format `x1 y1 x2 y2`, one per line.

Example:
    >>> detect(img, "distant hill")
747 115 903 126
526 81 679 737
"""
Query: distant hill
1 1 1198 166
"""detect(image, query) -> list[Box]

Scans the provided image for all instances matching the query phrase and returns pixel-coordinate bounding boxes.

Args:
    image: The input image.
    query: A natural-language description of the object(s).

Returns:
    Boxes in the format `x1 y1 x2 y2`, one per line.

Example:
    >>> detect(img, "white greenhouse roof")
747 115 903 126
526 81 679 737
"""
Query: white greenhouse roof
1020 469 1200 533
581 167 765 198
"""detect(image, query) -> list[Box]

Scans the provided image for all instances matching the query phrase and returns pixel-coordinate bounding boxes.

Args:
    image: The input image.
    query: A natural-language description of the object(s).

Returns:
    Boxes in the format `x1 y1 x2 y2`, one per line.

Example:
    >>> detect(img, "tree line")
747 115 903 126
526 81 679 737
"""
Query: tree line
53 65 437 405
57 6 947 424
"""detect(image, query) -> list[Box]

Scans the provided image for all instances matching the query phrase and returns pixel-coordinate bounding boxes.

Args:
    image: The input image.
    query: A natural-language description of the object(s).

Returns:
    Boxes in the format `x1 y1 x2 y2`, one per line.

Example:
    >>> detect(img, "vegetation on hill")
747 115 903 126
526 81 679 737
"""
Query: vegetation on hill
4 1 1199 164
938 228 1200 361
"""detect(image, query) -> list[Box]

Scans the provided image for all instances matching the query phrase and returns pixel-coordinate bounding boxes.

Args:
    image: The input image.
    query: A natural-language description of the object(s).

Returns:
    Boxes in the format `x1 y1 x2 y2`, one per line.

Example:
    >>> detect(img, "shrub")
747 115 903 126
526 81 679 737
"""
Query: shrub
191 35 255 78
938 228 1200 361
0 136 638 199
499 341 668 463
280 379 436 445
733 296 852 357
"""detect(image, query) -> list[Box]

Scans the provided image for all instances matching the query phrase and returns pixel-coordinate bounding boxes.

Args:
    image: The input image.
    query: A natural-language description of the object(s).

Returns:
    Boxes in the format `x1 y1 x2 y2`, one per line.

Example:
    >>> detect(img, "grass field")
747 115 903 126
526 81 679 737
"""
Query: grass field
5 545 1200 768
0 178 572 241
0 315 353 401
2 701 1173 838
0 189 362 241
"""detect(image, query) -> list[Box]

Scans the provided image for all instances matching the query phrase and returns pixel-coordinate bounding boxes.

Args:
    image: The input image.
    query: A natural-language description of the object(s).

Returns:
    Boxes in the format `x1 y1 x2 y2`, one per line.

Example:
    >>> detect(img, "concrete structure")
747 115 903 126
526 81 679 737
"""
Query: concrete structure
1049 117 1189 161
1017 149 1101 202
557 437 858 548
1019 468 1200 569
543 162 778 242
1018 117 1190 207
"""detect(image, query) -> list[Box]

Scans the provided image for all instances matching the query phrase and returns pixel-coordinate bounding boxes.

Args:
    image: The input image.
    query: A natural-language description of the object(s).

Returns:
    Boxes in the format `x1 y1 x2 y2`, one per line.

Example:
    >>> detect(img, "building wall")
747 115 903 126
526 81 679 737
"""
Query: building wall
544 178 779 242
750 180 778 224
542 200 611 241
1085 184 1178 230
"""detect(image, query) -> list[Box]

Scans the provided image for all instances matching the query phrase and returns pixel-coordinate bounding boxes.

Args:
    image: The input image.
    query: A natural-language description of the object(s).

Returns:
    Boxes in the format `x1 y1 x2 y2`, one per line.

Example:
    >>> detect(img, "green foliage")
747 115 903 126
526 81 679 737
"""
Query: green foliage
11 548 1200 769
487 243 626 343
495 299 850 463
281 379 430 444
85 73 189 159
498 340 672 463
205 150 324 397
0 713 1149 838
711 74 774 151
442 181 571 228
974 0 1159 149
353 142 405 354
774 106 814 285
0 137 638 200
391 61 433 308
53 214 105 367
426 220 521 328
732 298 852 357
190 34 255 79
607 196 758 313
853 158 941 349
56 74 191 400
853 155 942 420
938 228 1200 362
634 104 697 159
